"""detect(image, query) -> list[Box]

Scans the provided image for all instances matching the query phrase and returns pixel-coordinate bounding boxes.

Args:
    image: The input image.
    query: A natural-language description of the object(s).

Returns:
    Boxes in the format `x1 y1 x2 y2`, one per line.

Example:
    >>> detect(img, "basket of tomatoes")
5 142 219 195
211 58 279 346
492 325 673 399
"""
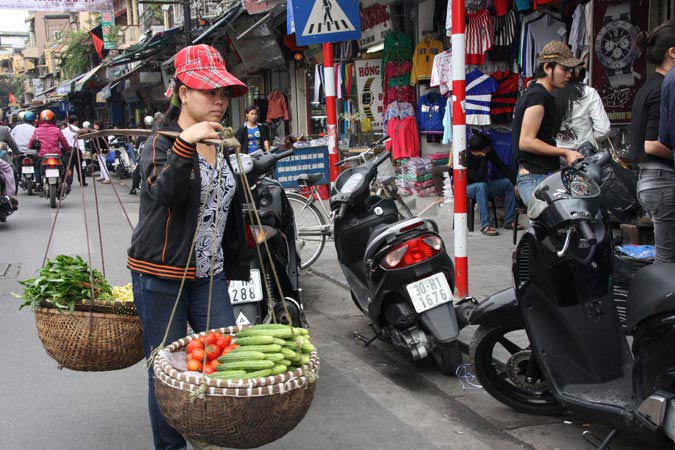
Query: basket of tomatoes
153 324 319 449
17 255 144 371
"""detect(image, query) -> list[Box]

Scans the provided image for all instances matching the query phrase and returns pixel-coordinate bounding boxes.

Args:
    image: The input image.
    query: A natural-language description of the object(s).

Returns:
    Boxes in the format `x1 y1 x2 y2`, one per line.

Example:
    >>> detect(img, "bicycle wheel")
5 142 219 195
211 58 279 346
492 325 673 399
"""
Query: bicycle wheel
287 192 328 270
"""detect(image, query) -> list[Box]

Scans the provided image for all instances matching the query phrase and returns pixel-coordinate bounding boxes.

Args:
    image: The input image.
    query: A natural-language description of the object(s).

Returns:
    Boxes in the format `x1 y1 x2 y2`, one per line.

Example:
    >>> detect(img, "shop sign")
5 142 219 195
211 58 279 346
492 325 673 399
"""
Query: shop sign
102 11 116 50
0 0 113 11
591 0 648 124
288 0 361 46
355 60 383 130
273 146 329 188
358 3 392 51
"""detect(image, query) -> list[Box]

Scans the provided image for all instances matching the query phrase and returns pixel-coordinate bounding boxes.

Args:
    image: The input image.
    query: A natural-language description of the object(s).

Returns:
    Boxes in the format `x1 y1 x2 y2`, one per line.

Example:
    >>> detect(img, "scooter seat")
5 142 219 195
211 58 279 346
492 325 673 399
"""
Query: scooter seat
626 263 675 331
296 173 323 186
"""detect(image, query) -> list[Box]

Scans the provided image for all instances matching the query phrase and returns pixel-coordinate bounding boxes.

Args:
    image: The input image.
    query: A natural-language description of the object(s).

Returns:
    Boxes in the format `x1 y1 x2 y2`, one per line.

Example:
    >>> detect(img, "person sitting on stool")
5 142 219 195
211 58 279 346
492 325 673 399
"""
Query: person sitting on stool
465 132 521 236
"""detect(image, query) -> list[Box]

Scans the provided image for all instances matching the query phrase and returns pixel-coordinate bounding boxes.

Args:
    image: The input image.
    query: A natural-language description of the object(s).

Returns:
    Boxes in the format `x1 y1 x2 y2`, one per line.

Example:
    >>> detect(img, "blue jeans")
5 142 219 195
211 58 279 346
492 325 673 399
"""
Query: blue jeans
132 271 236 450
637 169 675 263
516 173 549 207
467 179 516 229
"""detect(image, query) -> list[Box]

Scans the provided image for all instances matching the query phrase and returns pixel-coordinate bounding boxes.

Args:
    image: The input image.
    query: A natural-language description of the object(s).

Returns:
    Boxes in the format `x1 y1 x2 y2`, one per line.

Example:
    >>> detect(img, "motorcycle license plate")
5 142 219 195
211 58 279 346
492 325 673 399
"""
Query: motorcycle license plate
22 166 34 174
45 169 60 178
229 269 263 304
406 272 453 314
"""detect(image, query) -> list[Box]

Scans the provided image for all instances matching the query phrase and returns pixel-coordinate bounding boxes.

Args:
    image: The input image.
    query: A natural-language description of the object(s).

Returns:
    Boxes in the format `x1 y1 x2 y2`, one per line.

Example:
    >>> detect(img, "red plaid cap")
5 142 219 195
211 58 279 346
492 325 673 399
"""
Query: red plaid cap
174 44 248 97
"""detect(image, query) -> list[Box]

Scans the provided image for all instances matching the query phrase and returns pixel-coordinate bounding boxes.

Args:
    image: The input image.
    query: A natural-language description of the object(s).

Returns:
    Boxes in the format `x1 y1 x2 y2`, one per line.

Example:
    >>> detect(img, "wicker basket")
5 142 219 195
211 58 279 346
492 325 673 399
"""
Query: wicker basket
34 306 144 371
153 326 319 449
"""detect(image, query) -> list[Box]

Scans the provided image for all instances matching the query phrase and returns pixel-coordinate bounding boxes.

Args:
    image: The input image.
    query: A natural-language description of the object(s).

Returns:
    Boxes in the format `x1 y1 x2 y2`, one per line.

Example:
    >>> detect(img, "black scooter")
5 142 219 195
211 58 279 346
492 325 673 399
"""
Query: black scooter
469 154 675 448
229 148 305 328
330 137 470 375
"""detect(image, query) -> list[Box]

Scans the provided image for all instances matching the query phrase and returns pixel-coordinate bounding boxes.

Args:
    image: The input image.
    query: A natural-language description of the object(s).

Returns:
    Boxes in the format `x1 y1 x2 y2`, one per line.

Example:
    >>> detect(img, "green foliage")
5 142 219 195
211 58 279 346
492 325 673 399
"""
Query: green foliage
0 75 25 109
14 255 113 312
56 31 97 79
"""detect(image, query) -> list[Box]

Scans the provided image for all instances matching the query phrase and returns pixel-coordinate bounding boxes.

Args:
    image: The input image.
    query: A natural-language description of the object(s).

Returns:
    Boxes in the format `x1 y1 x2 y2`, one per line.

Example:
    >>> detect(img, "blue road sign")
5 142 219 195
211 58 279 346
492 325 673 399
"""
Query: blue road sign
288 0 361 46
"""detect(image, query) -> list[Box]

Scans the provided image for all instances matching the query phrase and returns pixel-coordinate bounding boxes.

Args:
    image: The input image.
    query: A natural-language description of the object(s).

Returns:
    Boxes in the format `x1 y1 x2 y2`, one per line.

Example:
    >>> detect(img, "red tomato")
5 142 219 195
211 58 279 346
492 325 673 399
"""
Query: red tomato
203 365 215 375
205 344 220 361
206 331 218 346
191 348 205 362
186 359 202 372
209 359 221 370
186 339 203 353
221 345 236 355
185 352 195 362
214 332 223 339
216 335 231 350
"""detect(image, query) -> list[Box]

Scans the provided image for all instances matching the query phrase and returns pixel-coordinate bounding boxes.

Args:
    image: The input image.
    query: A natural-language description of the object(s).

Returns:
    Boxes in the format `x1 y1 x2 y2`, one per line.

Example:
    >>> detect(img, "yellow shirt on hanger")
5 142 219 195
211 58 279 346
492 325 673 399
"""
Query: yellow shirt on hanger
411 37 445 85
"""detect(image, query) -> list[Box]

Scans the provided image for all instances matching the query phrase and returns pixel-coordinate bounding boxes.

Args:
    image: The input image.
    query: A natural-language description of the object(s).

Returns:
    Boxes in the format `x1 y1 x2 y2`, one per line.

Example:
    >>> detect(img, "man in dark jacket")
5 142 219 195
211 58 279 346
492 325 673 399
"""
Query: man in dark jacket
465 132 520 236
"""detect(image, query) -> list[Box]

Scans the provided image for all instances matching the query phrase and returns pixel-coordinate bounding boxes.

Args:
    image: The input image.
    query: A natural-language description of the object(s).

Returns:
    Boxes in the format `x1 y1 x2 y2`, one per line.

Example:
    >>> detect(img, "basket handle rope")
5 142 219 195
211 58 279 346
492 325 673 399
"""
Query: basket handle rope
145 137 222 367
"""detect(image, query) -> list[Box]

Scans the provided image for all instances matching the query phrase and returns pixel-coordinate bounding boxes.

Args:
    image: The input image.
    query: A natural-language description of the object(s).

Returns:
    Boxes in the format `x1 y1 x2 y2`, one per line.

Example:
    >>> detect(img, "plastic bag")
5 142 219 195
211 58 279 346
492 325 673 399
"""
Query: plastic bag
578 142 641 223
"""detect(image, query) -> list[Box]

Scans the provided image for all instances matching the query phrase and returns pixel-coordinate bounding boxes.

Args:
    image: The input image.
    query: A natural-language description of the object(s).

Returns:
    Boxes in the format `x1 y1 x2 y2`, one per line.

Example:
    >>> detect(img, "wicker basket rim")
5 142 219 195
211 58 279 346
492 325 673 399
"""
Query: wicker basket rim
154 325 319 389
39 297 136 309
34 305 138 320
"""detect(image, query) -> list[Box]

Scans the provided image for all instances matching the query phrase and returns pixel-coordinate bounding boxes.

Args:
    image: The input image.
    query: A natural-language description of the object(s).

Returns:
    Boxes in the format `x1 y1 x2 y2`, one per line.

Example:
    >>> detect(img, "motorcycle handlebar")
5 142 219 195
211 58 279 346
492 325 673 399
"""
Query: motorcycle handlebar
578 221 597 245
274 149 294 160
337 203 347 220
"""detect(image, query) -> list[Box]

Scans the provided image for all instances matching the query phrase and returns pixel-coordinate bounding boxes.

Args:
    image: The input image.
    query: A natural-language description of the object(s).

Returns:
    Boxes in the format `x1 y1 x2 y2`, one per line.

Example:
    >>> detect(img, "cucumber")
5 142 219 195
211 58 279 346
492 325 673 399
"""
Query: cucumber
264 353 285 362
231 344 282 354
270 364 288 375
292 327 309 336
242 369 272 379
249 324 292 330
208 370 247 379
279 359 292 366
216 359 274 371
235 335 274 346
272 338 287 346
300 354 311 365
236 328 294 339
301 343 316 354
217 350 266 363
280 347 298 360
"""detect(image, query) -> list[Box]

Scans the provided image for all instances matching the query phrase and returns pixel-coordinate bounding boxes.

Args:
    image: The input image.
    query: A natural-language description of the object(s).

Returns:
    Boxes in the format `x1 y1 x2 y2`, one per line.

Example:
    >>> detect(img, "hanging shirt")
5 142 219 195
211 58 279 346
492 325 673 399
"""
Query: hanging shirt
195 154 237 278
524 14 567 77
383 101 415 129
386 116 420 160
267 91 289 122
466 9 494 65
411 37 444 84
384 85 416 110
490 10 516 62
490 70 519 124
416 92 446 134
568 4 586 58
494 0 509 16
313 64 324 103
516 0 532 11
465 69 498 126
442 97 453 145
382 31 413 67
430 50 453 95
533 0 555 9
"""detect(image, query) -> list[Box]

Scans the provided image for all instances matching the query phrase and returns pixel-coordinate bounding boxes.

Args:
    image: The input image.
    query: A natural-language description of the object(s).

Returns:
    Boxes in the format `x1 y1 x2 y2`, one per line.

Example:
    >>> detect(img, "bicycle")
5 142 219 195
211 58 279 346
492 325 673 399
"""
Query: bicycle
288 144 413 270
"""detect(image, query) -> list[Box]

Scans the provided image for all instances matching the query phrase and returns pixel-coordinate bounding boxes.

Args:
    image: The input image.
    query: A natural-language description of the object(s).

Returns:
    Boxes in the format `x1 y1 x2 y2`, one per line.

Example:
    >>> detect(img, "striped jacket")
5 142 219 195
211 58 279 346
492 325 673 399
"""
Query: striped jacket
127 124 250 281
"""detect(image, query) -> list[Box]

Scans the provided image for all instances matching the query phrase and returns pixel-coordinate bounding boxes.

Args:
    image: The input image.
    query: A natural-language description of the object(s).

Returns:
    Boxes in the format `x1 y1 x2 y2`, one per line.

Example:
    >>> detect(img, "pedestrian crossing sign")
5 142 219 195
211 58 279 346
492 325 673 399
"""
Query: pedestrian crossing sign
288 0 361 46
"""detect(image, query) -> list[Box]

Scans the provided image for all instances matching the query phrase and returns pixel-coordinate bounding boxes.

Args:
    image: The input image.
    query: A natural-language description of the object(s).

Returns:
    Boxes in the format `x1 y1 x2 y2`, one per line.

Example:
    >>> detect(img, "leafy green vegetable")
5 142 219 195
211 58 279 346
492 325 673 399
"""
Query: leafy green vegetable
14 255 113 312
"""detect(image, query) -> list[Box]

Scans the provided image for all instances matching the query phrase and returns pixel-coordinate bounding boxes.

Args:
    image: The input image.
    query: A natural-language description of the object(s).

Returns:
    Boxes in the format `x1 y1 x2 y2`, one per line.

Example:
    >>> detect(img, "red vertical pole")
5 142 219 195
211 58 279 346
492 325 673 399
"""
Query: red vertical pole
451 0 468 297
323 43 339 181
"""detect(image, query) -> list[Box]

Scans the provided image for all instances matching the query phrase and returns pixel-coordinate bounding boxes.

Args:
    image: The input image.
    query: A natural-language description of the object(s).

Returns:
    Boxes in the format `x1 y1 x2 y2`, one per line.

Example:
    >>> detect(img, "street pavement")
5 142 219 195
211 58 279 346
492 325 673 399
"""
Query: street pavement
0 180 652 450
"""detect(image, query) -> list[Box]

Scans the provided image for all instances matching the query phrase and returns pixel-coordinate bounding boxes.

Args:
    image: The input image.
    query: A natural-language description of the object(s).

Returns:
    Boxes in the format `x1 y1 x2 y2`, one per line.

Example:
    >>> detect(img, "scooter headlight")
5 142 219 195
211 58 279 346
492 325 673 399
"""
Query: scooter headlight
249 224 278 244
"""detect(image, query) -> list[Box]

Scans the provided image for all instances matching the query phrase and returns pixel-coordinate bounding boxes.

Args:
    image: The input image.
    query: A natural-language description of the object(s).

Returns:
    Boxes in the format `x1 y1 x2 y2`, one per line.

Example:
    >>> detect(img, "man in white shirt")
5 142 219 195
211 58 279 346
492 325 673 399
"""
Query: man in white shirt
10 111 37 188
61 115 87 187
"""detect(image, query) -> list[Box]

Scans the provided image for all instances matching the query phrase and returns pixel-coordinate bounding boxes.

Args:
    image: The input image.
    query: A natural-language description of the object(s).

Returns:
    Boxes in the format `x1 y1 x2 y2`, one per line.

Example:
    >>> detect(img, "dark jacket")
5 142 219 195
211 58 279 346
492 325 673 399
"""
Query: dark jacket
235 122 270 154
127 124 251 281
466 148 516 186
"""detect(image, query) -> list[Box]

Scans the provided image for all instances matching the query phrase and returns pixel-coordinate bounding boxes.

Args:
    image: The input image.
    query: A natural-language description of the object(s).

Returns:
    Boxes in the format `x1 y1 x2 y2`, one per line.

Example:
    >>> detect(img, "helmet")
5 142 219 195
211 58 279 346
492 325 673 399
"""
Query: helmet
143 115 154 127
39 110 55 122
82 121 91 129
23 111 36 122
17 111 25 121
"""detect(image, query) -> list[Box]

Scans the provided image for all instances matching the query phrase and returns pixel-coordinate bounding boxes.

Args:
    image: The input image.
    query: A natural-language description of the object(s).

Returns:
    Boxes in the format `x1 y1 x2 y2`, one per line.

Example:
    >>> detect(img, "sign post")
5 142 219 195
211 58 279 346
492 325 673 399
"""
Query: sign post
451 0 468 298
288 0 361 181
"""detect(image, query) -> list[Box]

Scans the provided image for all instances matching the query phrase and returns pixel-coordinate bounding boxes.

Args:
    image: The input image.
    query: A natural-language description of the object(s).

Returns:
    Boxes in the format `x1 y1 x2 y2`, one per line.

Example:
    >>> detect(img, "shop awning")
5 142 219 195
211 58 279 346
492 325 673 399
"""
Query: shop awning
108 26 181 67
74 63 106 92
99 62 147 93
192 5 243 45
36 73 86 97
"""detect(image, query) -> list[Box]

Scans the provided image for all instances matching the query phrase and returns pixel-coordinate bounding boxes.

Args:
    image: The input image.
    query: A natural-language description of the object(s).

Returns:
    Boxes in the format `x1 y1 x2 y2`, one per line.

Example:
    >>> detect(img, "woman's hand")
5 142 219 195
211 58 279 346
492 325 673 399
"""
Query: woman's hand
179 121 224 145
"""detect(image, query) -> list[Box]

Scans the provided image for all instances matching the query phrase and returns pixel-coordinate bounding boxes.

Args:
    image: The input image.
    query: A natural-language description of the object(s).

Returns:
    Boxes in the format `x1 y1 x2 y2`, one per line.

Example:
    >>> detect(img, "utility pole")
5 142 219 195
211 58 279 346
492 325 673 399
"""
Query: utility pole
183 0 191 34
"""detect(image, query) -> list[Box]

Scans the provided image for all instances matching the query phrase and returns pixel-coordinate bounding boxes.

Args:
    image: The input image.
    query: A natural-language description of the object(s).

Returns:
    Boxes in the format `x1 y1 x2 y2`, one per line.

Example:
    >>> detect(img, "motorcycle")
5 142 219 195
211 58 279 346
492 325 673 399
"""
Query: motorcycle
109 136 134 179
18 154 39 196
0 161 17 222
329 137 470 375
469 154 675 449
40 153 67 208
229 148 305 328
